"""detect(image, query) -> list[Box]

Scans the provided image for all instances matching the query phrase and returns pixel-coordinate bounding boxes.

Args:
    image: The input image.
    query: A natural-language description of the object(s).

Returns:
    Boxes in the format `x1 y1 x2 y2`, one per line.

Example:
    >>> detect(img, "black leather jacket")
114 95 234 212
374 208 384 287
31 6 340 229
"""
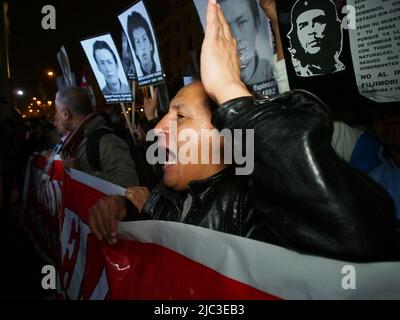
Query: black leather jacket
126 90 400 262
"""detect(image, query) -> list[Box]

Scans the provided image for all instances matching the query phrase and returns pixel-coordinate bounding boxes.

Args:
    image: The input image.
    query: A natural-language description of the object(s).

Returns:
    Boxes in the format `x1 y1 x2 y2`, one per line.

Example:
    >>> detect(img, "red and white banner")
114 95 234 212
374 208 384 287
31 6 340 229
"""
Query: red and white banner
60 169 400 300
60 169 125 299
21 154 63 264
22 154 400 299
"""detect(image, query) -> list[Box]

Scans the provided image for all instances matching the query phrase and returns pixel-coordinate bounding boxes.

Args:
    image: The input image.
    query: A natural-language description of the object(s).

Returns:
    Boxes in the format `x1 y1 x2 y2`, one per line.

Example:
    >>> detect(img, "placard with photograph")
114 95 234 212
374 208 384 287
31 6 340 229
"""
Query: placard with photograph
276 0 398 111
81 33 133 104
193 0 279 98
121 31 137 80
286 0 345 78
118 0 164 87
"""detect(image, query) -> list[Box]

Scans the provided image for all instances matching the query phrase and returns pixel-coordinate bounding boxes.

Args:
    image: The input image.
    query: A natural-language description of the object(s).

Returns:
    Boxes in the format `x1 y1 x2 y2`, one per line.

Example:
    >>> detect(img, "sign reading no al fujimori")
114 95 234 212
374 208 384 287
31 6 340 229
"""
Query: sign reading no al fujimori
348 0 400 103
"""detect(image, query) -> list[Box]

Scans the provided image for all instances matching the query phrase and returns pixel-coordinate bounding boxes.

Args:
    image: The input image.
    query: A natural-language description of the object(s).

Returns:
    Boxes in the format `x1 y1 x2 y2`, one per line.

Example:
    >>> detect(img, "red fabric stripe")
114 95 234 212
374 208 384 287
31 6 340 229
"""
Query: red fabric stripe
63 174 105 225
103 240 281 300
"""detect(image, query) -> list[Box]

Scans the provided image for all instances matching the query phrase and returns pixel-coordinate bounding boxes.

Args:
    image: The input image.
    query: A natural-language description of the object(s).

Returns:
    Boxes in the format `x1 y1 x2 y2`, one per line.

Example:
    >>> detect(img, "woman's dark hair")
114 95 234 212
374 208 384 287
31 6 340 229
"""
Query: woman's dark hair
127 11 154 52
92 40 118 65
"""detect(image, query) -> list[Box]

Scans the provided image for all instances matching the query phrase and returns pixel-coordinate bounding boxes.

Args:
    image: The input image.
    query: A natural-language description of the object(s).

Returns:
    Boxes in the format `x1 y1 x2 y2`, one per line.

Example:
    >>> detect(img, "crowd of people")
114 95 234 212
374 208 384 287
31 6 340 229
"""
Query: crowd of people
0 114 55 213
1 0 399 271
87 1 400 264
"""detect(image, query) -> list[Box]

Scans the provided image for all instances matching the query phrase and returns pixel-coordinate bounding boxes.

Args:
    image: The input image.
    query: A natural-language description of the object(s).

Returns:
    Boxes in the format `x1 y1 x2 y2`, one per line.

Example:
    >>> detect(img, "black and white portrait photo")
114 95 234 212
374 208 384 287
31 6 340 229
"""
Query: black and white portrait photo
118 0 164 87
121 31 137 80
287 0 345 77
193 0 278 98
81 34 133 104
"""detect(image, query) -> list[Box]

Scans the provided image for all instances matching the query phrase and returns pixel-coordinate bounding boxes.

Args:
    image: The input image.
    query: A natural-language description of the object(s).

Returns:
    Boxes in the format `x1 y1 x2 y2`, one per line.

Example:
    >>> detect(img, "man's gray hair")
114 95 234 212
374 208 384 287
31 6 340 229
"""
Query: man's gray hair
55 86 93 116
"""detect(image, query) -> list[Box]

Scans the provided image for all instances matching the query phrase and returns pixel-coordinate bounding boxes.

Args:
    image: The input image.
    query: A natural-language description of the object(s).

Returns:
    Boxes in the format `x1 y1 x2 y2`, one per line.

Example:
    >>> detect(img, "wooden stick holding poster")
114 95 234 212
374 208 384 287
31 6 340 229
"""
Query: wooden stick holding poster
120 102 138 146
149 85 154 98
131 81 136 131
149 85 158 118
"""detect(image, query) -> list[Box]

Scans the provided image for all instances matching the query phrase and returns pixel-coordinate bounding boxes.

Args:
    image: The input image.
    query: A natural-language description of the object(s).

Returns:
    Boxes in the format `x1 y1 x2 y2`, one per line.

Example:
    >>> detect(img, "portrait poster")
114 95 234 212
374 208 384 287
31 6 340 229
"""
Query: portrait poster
80 33 133 104
118 0 164 87
121 31 137 80
193 0 280 99
276 0 398 111
286 0 345 78
57 46 76 87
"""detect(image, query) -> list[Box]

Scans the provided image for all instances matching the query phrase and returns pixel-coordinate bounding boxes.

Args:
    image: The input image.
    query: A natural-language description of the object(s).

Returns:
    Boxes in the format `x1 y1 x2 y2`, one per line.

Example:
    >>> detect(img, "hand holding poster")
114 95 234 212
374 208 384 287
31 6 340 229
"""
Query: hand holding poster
118 0 164 87
81 34 133 104
193 0 279 98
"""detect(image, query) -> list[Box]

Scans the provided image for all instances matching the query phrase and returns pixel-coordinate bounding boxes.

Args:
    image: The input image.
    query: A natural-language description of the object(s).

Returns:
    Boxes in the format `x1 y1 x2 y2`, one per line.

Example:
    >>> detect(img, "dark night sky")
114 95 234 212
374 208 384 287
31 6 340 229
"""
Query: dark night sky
8 0 170 104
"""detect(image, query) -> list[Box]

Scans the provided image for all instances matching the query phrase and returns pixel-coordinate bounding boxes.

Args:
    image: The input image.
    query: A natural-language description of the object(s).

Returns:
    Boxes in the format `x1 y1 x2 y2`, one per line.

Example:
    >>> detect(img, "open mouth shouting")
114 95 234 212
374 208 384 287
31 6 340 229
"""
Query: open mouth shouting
158 146 178 169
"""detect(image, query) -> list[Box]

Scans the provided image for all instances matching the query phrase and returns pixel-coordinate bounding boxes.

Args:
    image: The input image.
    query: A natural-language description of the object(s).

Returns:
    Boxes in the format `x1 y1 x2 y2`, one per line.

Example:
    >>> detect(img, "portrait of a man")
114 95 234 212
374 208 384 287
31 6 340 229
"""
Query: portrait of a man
220 0 275 86
126 11 159 76
81 34 132 103
92 40 131 95
287 0 345 77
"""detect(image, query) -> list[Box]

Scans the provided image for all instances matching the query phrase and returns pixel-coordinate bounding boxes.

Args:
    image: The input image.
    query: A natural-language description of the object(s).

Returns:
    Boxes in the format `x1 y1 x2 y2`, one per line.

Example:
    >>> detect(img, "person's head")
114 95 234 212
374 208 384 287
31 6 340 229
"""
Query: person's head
372 108 400 154
154 81 226 191
127 11 155 75
54 87 93 134
220 0 260 83
92 41 120 88
288 0 342 67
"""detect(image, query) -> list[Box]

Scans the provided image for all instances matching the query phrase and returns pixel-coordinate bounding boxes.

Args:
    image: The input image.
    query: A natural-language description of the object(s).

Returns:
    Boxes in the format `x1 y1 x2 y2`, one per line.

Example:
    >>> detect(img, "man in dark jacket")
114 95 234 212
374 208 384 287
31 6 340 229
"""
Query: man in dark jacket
55 87 138 187
88 0 400 262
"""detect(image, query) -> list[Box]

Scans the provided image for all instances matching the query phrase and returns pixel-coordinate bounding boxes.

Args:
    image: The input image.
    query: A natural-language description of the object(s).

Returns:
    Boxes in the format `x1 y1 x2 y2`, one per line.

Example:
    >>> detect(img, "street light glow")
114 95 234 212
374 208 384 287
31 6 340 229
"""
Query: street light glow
47 71 54 77
17 90 24 96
